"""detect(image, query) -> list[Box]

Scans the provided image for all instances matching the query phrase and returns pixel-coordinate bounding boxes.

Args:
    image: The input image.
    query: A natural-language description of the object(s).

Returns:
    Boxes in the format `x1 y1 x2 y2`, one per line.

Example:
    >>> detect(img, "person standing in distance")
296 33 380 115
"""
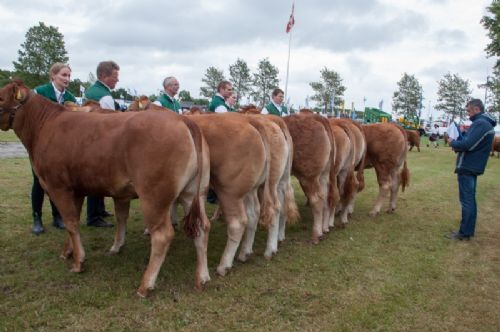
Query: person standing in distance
84 60 120 227
31 63 77 234
262 88 288 116
226 92 237 112
153 76 181 113
208 81 233 113
445 99 496 241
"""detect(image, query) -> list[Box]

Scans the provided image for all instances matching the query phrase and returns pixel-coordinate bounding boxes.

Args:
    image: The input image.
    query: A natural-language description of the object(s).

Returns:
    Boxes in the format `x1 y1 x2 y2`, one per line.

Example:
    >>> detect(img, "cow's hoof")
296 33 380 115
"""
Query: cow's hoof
386 208 395 214
60 251 73 260
263 250 276 260
136 288 149 298
369 211 379 218
107 247 121 256
237 252 251 263
216 266 230 276
70 264 83 273
311 237 320 245
195 278 210 292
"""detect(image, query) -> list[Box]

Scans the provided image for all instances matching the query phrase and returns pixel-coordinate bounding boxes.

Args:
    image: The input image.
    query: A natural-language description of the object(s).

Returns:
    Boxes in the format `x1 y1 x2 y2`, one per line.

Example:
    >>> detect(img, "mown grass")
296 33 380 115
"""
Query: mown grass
0 130 19 142
0 145 499 331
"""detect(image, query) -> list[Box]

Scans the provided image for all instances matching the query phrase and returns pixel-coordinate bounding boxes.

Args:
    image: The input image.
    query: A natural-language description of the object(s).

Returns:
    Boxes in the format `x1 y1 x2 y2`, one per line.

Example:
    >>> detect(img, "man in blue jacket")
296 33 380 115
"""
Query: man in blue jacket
446 99 496 240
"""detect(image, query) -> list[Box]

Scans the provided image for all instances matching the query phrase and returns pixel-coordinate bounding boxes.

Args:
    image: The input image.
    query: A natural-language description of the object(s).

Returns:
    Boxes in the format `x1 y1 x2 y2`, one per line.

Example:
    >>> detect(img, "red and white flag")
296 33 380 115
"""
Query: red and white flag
286 3 295 33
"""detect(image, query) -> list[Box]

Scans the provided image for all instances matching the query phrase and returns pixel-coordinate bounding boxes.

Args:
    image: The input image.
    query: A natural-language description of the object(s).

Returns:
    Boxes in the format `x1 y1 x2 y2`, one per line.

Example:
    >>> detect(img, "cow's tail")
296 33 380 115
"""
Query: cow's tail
314 115 337 209
249 119 277 228
180 117 205 239
356 150 366 193
400 160 410 192
283 130 300 224
342 170 357 207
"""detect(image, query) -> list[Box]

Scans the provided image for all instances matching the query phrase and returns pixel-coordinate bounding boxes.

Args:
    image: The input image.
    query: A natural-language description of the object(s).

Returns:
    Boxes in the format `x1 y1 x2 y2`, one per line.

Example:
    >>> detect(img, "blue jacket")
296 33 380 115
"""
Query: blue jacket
451 112 497 175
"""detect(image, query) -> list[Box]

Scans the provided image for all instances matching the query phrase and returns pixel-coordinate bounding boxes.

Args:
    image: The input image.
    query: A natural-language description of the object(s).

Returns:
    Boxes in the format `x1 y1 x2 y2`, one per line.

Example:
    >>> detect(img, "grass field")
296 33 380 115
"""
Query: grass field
0 144 499 331
0 130 20 142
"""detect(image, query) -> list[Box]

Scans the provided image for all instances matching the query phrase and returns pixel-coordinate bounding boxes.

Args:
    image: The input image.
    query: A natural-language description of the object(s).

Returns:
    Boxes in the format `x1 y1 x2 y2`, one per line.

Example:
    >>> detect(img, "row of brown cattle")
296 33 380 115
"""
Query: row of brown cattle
492 136 500 158
0 81 409 297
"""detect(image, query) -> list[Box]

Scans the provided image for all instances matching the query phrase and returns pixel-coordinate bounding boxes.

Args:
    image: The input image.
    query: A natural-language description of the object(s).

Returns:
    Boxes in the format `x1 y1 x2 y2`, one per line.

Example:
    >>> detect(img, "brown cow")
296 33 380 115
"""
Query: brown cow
0 81 211 297
406 129 421 152
363 123 410 217
236 114 294 260
187 113 276 275
283 112 336 243
238 106 299 256
329 118 366 227
491 136 500 158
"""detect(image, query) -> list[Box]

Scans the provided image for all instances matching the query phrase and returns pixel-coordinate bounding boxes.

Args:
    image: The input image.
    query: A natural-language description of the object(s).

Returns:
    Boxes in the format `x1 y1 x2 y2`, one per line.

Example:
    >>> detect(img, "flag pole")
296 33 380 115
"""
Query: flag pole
284 28 292 102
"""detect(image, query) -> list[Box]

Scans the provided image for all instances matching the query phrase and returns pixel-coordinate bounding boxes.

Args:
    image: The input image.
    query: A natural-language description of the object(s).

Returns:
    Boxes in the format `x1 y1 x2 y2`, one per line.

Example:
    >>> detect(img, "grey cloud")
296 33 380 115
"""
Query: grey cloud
433 29 467 48
295 9 428 52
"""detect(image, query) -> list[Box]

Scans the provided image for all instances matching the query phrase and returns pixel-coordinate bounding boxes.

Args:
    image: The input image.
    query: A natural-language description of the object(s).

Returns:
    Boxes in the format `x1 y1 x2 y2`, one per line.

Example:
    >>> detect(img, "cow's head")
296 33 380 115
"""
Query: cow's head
184 106 201 115
128 96 151 111
238 105 261 114
0 79 31 131
299 108 314 114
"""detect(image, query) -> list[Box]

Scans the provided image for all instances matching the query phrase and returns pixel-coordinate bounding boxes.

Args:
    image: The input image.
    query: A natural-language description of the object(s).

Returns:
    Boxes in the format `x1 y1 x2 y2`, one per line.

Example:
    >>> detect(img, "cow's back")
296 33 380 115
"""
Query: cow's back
284 114 331 179
33 110 195 197
189 113 267 194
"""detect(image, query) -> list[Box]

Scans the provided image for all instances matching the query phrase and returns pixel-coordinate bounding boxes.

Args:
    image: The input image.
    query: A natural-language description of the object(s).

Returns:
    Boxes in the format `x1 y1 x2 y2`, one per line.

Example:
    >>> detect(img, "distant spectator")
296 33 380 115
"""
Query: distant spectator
208 81 233 113
262 88 288 117
154 76 181 113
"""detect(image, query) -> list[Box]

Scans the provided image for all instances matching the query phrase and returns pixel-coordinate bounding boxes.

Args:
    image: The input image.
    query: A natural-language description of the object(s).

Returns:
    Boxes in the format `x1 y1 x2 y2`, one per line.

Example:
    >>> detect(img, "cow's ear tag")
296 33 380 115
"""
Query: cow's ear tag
16 89 23 100
138 101 143 109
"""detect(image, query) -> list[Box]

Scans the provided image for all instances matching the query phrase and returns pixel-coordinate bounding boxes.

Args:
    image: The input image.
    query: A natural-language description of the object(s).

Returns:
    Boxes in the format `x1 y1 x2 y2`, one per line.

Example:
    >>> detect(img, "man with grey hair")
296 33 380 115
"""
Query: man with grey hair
445 98 496 241
154 76 181 113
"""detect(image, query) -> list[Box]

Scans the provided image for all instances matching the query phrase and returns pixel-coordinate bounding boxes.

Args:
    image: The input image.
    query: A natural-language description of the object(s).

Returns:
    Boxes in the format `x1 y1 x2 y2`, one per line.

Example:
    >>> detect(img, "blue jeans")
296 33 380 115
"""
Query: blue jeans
457 174 477 237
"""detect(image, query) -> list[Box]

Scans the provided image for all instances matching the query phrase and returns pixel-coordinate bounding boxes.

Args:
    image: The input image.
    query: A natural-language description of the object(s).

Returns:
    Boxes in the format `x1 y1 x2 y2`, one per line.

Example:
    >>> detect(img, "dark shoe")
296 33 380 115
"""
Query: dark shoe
52 215 65 229
101 210 114 218
32 214 45 235
444 231 470 241
87 217 114 228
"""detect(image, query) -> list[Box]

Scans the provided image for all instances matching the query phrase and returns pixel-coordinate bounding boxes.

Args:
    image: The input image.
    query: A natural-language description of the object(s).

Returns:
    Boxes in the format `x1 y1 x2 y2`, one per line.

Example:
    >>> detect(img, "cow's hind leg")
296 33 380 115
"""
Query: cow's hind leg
109 198 130 254
369 170 391 217
299 178 326 244
178 193 211 290
49 191 85 272
137 202 174 298
217 196 247 276
387 170 400 213
238 191 260 262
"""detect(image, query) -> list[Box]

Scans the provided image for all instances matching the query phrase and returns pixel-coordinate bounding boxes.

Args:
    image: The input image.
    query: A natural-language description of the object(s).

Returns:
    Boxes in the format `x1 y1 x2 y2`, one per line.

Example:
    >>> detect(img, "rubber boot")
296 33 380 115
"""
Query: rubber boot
52 215 65 229
32 213 45 235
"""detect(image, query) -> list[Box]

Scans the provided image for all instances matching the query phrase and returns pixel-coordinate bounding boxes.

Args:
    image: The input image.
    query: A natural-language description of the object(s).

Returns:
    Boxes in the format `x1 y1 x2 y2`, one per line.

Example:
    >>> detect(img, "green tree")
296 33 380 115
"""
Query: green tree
251 58 279 106
178 90 193 102
13 22 69 88
229 58 252 105
392 73 424 123
481 0 500 69
486 68 500 119
0 69 14 87
67 78 86 97
200 66 225 98
309 67 346 114
435 73 472 121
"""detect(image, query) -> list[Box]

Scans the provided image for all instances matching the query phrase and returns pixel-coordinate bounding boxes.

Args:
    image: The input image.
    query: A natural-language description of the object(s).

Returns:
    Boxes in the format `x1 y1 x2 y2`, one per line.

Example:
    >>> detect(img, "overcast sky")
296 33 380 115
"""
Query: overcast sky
0 0 496 118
